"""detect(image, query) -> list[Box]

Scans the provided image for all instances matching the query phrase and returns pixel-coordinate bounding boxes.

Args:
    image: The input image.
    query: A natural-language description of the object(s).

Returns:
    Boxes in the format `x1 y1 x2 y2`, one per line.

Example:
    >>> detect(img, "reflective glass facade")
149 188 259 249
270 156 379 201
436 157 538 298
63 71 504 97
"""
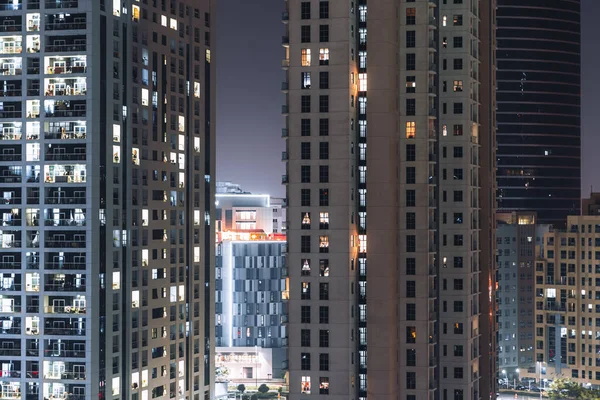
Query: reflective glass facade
497 0 581 226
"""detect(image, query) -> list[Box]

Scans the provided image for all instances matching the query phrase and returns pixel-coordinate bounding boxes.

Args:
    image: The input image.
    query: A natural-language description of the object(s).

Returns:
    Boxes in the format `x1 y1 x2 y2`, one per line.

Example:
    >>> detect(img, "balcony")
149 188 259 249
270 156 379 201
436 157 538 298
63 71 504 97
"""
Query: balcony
46 56 87 75
45 0 79 9
45 234 86 249
281 174 288 184
0 37 22 54
0 0 21 11
281 58 289 68
45 36 86 53
0 16 22 32
0 58 22 76
43 318 86 336
44 100 87 118
281 151 288 161
282 11 289 22
281 36 289 46
281 81 289 91
45 13 86 30
0 103 22 119
44 122 86 140
281 128 288 137
44 78 87 97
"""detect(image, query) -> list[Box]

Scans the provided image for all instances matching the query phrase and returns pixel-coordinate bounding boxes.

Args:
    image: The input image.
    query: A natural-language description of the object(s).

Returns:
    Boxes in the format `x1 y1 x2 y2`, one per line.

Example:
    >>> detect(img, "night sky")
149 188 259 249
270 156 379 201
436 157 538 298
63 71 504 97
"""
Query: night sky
217 0 597 199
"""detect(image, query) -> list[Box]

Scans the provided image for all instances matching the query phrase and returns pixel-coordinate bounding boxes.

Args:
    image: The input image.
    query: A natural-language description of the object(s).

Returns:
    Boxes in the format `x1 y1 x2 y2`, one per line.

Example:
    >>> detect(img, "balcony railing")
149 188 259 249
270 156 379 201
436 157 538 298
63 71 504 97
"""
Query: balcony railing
44 305 86 314
44 262 86 270
45 44 86 53
45 239 86 248
45 0 78 8
43 327 85 336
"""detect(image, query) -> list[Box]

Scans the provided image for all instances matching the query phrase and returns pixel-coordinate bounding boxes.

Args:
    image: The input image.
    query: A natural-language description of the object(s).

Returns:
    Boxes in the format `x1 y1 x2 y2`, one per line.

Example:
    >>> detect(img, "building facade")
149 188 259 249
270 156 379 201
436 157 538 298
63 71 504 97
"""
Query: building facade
215 192 288 382
0 0 216 399
283 0 497 399
496 0 581 226
531 216 600 386
496 213 549 380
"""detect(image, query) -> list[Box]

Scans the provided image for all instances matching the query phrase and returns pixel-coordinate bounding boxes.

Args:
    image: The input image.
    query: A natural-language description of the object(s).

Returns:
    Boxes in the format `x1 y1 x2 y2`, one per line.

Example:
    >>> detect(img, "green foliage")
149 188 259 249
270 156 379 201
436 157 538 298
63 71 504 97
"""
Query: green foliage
237 384 246 394
548 378 600 399
258 384 270 394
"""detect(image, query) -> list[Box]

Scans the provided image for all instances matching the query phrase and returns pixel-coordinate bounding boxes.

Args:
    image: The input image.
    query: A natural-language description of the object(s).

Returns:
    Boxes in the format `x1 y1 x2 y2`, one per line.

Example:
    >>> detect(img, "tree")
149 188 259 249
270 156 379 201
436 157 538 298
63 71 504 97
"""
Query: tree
258 384 270 394
237 384 246 394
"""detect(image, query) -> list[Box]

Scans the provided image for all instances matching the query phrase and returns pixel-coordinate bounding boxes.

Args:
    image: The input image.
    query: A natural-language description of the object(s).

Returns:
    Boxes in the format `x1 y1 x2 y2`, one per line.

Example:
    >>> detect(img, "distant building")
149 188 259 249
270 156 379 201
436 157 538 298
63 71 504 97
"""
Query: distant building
215 189 288 381
272 197 287 234
582 192 600 216
528 215 600 386
496 213 550 380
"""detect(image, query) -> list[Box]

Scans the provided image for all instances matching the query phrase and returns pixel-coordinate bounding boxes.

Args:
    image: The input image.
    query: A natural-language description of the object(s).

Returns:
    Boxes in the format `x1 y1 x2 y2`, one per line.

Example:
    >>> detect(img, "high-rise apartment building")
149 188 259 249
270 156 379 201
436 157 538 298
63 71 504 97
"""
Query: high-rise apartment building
0 0 215 399
530 215 600 386
283 0 497 399
496 213 549 380
496 0 581 226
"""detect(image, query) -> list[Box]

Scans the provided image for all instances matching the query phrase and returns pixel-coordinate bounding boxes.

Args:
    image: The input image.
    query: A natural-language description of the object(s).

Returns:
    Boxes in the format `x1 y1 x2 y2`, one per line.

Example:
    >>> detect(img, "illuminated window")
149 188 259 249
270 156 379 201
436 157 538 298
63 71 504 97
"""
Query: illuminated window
301 376 311 394
319 236 329 253
319 377 329 395
301 282 311 300
141 88 149 106
453 125 463 136
161 15 168 26
406 121 416 139
112 145 120 163
301 48 311 66
442 124 448 136
302 212 311 229
132 5 140 22
112 271 120 290
319 48 329 65
358 73 367 91
359 234 367 253
194 82 200 98
319 212 329 229
319 260 329 277
442 15 447 26
301 259 311 276
170 18 177 30
453 80 463 92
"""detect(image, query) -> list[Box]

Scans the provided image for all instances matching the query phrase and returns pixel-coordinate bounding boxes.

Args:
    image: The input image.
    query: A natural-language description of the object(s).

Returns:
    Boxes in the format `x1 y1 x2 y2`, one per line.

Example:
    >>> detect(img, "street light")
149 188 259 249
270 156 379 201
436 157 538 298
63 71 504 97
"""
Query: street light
515 368 520 389
502 369 508 389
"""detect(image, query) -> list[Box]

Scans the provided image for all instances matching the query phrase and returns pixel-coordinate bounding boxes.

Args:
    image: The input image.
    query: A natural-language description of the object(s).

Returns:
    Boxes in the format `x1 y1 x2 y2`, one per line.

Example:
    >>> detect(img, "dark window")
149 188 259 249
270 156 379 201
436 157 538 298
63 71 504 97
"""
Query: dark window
406 30 416 48
319 353 329 371
301 119 311 136
453 14 463 26
454 256 463 268
406 281 416 297
406 53 415 70
301 236 311 253
301 306 311 323
453 301 463 313
453 58 463 70
406 212 416 230
454 389 464 400
453 103 463 114
453 146 463 158
301 2 311 19
406 235 416 252
453 36 463 48
301 95 311 113
453 168 463 180
301 142 311 160
319 71 329 89
301 353 311 370
319 165 329 183
453 279 463 291
301 25 311 43
301 189 311 206
319 25 329 42
301 165 311 183
407 303 416 321
319 306 329 323
453 345 463 356
319 142 329 160
406 8 416 25
319 118 329 136
453 190 463 202
319 95 329 112
454 368 463 379
319 329 329 347
454 212 463 224
319 1 329 18
406 98 416 115
453 124 463 136
406 258 416 275
406 167 416 184
319 189 329 206
319 283 329 300
406 190 416 207
406 144 416 161
453 235 463 247
301 329 311 346
407 372 416 389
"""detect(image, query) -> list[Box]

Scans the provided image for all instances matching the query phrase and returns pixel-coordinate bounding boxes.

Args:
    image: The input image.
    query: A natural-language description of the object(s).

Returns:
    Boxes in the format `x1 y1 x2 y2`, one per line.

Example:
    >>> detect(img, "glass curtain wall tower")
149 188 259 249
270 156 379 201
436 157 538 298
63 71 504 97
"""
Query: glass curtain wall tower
0 0 216 399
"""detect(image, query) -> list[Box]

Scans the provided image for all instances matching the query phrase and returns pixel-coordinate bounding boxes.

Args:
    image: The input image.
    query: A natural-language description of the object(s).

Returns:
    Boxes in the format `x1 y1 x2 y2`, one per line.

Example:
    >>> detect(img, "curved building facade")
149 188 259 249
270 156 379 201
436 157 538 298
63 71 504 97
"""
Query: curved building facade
497 0 581 226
